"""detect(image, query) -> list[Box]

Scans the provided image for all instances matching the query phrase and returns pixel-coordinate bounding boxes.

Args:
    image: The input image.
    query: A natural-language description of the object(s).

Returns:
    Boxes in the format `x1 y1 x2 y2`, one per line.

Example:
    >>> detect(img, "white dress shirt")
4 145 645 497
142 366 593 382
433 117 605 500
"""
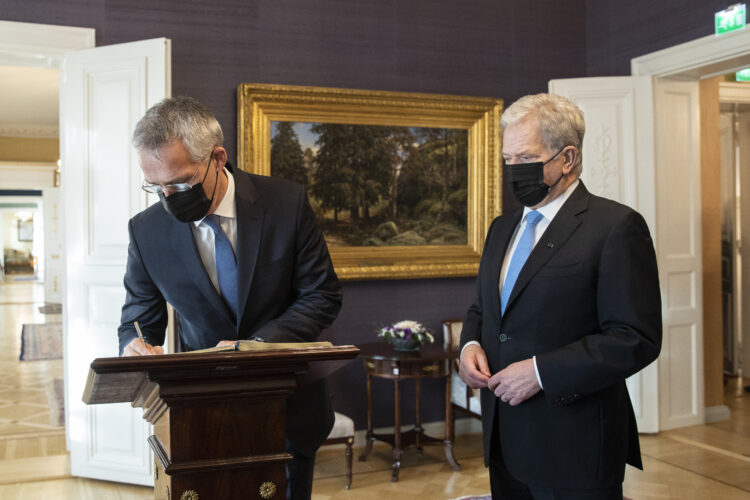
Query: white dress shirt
191 168 237 295
463 179 580 390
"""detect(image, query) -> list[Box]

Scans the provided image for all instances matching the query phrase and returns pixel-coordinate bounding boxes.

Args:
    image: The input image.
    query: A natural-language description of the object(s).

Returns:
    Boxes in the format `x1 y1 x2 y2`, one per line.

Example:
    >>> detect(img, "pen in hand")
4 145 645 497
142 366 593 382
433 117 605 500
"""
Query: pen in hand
123 321 163 356
134 321 145 344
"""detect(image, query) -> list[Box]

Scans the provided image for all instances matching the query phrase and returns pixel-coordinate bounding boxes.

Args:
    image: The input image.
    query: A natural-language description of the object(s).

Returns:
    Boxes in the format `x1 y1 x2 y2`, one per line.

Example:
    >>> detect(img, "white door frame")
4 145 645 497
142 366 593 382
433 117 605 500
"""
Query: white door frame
632 28 750 79
632 28 750 427
0 21 94 68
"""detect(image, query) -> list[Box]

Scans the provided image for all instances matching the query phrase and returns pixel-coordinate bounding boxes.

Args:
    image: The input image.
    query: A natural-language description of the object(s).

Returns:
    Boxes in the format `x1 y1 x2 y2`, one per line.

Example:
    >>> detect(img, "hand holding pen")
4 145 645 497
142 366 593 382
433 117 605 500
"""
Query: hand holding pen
122 321 165 356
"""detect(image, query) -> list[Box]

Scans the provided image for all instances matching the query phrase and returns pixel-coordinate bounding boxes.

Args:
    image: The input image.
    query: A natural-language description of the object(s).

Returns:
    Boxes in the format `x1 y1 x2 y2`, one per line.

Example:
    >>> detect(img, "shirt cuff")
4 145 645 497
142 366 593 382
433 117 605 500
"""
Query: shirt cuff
533 355 544 390
460 340 481 359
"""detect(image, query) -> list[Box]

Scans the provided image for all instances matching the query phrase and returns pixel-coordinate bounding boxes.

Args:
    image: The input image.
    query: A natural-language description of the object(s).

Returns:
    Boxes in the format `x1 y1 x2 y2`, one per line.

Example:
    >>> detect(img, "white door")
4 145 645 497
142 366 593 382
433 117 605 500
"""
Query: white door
42 187 63 303
550 76 704 432
652 78 703 430
62 38 171 485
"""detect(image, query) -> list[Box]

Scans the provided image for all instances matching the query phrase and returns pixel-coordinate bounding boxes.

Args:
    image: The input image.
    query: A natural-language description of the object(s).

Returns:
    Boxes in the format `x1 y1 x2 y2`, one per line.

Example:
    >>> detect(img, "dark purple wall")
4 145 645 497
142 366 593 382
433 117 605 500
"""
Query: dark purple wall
1 0 587 170
2 0 721 428
586 0 736 76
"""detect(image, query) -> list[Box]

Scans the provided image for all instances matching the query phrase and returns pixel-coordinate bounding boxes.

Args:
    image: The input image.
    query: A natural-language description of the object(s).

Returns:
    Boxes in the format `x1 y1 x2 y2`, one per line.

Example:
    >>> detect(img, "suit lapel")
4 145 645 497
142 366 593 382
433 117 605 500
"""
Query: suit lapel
168 217 235 324
233 170 265 322
490 209 523 319
504 183 590 314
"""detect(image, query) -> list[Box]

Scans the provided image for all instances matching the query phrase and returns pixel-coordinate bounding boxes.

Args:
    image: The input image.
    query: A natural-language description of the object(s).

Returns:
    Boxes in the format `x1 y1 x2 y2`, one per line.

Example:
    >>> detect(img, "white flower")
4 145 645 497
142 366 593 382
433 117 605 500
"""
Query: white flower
394 320 422 331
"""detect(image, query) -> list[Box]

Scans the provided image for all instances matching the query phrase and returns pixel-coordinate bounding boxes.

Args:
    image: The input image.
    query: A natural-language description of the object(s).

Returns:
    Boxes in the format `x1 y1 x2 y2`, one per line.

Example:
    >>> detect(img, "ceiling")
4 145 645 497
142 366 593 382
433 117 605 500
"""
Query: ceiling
0 65 59 138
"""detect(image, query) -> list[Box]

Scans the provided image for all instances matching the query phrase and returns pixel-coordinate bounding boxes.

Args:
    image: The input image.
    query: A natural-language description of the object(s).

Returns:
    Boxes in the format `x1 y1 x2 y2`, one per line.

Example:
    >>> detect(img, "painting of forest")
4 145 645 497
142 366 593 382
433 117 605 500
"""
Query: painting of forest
270 121 468 247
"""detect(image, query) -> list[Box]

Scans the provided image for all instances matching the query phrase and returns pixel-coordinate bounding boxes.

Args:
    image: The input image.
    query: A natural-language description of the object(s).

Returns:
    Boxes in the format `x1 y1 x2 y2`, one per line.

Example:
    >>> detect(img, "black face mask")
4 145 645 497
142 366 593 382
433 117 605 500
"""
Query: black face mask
159 152 219 223
505 147 567 207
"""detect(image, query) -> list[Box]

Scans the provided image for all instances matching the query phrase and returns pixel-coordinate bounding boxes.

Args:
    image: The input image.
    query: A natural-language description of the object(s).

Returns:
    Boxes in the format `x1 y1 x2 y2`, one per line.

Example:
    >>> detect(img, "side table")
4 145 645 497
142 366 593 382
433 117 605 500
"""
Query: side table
357 342 461 481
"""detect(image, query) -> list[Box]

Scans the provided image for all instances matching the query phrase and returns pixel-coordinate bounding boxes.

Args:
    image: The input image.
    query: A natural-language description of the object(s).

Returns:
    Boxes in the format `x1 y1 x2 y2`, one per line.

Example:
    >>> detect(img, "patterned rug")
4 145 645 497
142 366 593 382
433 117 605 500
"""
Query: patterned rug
19 322 63 361
46 378 65 427
11 275 37 281
38 303 62 314
452 494 632 499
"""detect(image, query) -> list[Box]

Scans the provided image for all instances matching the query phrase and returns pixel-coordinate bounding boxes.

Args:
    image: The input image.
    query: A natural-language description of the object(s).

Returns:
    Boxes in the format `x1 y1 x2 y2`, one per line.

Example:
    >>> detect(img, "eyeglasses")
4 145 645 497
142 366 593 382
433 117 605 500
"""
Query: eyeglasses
141 150 214 195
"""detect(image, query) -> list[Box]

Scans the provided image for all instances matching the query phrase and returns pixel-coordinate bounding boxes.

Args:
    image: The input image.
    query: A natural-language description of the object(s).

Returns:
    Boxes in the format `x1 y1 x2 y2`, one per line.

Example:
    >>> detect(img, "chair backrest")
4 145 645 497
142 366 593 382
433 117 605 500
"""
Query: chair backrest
443 319 463 370
442 319 463 350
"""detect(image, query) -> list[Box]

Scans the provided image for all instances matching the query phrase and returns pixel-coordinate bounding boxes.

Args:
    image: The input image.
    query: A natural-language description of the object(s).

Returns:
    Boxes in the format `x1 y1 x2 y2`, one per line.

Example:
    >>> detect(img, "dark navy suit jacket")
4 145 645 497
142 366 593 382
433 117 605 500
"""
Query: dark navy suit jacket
461 181 662 489
118 166 342 455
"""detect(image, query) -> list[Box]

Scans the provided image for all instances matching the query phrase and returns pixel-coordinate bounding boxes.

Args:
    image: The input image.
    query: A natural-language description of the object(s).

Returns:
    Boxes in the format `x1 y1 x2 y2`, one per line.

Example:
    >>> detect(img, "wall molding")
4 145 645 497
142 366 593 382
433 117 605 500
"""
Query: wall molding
0 162 57 189
704 405 731 423
0 21 94 69
719 82 750 104
632 28 750 79
0 123 59 138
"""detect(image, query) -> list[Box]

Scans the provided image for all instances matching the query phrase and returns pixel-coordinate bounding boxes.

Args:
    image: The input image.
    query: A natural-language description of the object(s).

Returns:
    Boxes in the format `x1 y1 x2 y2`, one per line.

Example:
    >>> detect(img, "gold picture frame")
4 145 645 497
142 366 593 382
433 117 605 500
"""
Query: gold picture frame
237 83 503 280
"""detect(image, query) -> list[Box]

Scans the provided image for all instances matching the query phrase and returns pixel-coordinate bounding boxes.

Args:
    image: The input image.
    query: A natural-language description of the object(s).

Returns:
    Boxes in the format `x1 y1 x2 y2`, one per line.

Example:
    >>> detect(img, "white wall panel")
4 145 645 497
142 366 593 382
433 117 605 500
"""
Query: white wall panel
667 271 695 310
88 285 126 329
665 324 699 421
85 68 144 262
88 404 151 471
43 187 63 303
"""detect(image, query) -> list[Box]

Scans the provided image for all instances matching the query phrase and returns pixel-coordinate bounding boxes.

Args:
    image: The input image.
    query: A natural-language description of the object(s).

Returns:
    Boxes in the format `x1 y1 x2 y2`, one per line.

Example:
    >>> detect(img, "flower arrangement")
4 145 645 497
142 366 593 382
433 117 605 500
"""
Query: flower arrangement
378 320 434 351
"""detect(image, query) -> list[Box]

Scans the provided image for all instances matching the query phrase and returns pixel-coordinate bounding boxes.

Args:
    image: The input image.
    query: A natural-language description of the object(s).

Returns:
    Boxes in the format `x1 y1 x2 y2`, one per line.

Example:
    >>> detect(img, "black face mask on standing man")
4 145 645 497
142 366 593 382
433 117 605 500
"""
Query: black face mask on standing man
505 146 568 207
158 150 219 223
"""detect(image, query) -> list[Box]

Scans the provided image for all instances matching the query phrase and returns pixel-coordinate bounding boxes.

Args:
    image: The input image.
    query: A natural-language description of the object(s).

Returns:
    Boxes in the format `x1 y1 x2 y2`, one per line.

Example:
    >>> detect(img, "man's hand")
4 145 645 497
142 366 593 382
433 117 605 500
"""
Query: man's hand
123 337 164 356
488 358 540 406
459 344 491 389
216 340 238 347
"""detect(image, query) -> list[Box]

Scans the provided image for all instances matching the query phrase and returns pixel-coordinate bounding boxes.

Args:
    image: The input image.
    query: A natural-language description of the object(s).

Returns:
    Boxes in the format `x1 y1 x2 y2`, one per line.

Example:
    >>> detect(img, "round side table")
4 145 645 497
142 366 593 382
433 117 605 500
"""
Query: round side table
357 342 461 482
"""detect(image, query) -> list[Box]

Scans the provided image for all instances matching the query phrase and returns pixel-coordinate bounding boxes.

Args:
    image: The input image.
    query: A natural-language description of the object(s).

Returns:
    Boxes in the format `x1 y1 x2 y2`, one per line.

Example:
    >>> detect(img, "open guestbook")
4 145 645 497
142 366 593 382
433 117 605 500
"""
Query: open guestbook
181 340 333 354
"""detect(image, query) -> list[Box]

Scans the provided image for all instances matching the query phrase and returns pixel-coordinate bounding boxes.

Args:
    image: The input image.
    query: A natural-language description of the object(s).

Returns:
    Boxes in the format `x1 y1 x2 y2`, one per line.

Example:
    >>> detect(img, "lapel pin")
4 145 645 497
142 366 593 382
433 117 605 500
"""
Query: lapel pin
547 242 554 248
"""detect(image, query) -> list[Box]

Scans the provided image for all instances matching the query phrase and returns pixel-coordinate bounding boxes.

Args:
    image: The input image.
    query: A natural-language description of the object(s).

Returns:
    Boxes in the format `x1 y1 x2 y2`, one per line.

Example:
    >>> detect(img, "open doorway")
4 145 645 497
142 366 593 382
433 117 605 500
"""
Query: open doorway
0 62 60 288
719 81 750 380
0 53 67 482
0 192 43 280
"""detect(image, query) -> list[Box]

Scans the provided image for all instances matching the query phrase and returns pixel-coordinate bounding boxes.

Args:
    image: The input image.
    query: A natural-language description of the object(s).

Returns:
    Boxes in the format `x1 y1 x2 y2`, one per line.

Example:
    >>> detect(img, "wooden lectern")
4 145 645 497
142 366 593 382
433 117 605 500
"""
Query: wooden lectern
83 346 359 500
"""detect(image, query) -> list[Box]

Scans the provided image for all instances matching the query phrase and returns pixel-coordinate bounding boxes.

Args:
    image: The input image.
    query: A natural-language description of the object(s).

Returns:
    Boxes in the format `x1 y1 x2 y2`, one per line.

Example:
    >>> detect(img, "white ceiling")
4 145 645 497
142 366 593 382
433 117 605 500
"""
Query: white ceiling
0 65 59 138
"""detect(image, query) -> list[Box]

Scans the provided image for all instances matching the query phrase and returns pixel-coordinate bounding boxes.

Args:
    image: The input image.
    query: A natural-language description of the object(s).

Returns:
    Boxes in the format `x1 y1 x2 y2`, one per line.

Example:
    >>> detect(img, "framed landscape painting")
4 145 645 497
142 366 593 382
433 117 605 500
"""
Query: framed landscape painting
237 83 502 280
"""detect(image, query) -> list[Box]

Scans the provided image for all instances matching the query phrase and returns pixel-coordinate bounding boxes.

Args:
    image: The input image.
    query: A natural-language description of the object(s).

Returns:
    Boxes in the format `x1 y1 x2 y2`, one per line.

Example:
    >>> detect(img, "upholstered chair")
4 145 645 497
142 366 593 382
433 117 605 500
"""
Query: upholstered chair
443 320 481 434
322 411 355 489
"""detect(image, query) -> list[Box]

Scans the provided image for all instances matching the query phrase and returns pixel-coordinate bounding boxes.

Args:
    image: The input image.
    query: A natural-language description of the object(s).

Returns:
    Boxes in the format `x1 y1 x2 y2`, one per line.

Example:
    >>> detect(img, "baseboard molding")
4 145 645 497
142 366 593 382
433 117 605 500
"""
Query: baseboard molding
705 405 731 423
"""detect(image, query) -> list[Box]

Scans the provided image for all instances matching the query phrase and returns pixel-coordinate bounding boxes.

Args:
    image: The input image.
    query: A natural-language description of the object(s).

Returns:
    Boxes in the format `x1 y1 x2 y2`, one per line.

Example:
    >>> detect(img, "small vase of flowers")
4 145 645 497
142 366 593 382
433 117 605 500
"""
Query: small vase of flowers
378 320 434 351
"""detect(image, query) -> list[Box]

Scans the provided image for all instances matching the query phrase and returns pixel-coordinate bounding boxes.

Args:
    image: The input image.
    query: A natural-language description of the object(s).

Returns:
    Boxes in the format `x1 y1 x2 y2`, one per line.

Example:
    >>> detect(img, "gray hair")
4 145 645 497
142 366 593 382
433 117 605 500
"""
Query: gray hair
132 96 223 162
500 93 585 174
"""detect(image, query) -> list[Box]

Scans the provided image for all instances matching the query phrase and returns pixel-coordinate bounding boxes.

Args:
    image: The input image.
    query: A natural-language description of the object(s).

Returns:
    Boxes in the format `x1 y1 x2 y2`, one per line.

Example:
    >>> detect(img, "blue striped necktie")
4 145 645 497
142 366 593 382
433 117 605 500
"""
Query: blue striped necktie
203 214 239 319
500 211 543 315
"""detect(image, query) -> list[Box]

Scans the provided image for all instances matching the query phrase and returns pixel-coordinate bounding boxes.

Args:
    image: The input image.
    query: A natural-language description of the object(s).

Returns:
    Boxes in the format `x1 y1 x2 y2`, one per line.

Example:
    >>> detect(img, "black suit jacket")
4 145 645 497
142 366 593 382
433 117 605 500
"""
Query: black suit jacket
118 166 342 456
461 181 661 489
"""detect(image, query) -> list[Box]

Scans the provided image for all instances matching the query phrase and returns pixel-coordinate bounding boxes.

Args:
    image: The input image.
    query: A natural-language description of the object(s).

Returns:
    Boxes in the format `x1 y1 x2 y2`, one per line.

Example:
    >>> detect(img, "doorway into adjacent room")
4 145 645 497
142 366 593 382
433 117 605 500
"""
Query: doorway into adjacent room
0 57 66 482
719 80 750 380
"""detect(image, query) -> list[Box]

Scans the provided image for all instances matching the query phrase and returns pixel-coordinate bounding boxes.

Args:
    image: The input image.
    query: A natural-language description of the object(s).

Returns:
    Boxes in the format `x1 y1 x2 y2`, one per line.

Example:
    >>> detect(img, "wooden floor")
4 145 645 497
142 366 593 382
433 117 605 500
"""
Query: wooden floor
0 279 749 499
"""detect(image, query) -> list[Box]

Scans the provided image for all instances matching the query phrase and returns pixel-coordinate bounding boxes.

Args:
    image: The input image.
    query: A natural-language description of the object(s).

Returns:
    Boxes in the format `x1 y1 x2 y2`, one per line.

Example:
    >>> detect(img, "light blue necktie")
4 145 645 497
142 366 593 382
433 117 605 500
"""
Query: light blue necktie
500 211 543 315
203 214 239 319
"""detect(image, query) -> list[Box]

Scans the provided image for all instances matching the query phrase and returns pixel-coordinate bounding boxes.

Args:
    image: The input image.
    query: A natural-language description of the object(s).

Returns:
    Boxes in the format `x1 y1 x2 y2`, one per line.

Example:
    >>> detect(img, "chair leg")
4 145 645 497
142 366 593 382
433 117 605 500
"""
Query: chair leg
345 436 353 489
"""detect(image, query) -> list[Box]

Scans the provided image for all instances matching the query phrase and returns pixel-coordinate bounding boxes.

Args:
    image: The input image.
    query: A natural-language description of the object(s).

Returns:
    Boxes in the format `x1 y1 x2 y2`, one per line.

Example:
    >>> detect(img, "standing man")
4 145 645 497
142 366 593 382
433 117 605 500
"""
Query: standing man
118 96 342 500
459 93 661 500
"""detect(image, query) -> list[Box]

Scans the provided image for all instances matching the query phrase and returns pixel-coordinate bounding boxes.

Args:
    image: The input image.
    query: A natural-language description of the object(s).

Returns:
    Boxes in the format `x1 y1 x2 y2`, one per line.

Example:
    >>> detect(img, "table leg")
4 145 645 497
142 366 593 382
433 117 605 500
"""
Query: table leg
391 377 402 482
444 361 461 471
359 372 374 462
415 378 423 455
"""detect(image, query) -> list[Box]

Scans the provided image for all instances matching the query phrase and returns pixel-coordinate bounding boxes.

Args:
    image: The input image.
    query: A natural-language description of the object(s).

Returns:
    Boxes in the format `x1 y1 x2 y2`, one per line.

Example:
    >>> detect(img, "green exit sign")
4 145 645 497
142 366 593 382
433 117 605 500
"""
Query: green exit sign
716 4 747 34
737 68 750 81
